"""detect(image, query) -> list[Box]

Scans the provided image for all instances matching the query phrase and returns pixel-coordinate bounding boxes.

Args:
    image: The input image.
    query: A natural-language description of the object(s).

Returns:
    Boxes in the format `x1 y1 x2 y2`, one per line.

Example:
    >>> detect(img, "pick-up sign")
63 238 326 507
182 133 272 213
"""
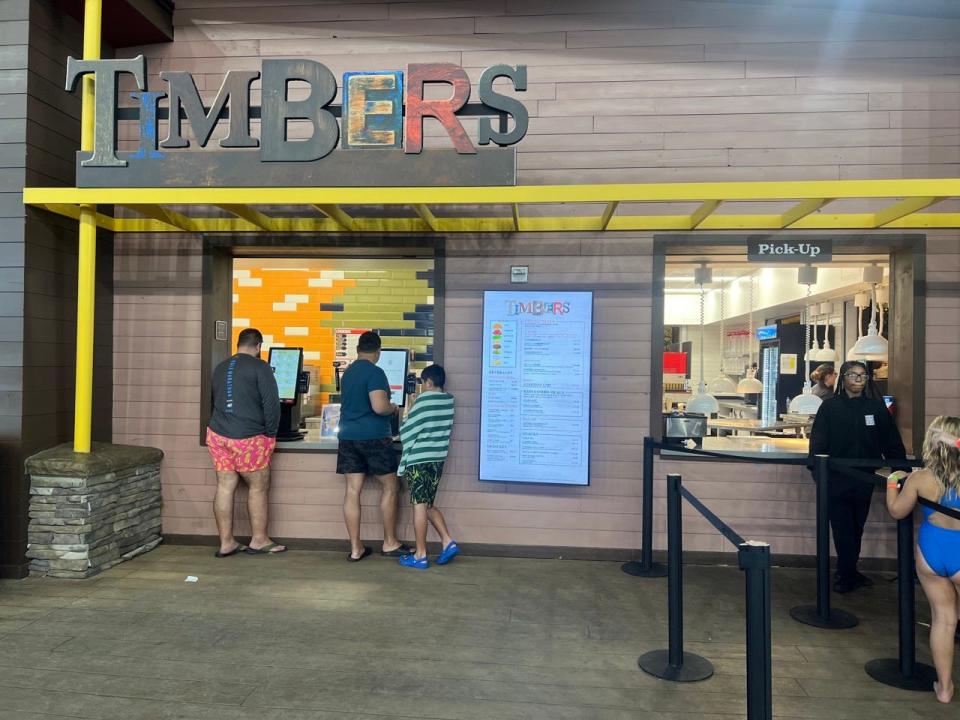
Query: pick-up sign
747 239 832 262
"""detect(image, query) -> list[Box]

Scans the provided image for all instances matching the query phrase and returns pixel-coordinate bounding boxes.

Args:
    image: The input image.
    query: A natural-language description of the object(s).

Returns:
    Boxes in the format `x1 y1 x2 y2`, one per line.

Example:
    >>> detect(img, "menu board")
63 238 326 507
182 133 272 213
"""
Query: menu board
268 347 302 401
480 291 593 486
376 348 409 406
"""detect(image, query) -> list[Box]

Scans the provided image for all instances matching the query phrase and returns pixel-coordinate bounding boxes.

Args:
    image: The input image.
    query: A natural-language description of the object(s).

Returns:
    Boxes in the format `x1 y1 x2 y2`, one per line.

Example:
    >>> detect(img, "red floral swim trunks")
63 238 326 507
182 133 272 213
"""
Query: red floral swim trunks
206 427 276 473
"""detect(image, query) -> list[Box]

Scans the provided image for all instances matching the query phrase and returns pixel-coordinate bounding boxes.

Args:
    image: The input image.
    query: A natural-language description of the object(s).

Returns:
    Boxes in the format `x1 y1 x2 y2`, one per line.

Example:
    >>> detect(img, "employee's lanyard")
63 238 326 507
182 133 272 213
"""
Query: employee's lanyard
225 357 238 414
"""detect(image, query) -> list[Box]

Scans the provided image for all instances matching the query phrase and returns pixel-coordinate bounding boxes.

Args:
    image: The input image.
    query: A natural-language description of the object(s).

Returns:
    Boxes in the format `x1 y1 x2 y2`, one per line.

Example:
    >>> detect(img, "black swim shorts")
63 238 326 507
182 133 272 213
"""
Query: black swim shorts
336 437 398 476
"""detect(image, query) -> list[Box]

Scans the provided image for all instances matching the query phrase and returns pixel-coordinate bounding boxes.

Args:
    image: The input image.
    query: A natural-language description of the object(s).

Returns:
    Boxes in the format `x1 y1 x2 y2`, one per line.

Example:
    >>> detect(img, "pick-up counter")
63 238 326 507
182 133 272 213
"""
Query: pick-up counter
661 435 808 460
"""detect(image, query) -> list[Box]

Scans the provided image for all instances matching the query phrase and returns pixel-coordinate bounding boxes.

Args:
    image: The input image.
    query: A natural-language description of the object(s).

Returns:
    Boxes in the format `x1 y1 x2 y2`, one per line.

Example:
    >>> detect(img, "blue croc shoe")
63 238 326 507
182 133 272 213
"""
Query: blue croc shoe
436 541 460 565
398 554 429 570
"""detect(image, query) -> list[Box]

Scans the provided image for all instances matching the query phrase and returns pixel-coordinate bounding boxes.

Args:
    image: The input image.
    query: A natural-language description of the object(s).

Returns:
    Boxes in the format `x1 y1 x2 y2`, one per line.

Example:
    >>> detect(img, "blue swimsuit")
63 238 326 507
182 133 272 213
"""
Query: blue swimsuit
918 488 960 579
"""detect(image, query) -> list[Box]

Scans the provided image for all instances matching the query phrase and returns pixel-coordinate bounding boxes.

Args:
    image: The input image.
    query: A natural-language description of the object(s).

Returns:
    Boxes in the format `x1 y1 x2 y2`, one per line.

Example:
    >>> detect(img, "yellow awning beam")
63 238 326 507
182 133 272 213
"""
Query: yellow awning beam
778 198 831 228
873 196 945 227
313 204 357 231
23 178 960 232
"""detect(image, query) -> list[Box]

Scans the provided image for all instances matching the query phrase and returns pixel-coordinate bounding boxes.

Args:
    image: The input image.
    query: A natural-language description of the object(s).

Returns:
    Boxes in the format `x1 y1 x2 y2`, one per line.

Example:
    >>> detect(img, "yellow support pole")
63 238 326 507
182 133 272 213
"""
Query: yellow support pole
74 0 102 453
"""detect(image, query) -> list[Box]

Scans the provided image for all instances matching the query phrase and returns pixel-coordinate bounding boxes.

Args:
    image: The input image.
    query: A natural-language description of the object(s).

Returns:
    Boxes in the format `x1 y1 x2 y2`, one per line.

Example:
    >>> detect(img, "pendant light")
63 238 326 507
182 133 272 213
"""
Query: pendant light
687 265 721 415
850 266 888 358
813 301 838 362
736 272 764 394
846 290 871 361
789 267 823 415
707 280 737 394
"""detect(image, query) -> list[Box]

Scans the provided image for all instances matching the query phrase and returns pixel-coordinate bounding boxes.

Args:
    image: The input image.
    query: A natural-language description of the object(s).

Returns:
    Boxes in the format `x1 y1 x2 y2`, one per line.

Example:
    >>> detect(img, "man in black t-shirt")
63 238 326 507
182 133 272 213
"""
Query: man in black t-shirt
207 328 286 557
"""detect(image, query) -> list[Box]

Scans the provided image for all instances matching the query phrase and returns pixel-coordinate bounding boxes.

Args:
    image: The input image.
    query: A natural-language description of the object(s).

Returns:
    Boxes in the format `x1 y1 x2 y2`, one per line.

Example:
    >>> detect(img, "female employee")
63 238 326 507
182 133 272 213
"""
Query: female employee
809 360 907 593
887 416 960 705
810 363 836 400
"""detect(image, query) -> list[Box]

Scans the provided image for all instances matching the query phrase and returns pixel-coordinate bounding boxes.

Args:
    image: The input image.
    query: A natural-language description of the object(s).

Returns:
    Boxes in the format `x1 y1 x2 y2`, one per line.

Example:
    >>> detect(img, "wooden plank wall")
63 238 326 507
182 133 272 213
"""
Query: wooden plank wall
113 0 960 557
926 231 960 427
0 0 113 577
0 0 31 577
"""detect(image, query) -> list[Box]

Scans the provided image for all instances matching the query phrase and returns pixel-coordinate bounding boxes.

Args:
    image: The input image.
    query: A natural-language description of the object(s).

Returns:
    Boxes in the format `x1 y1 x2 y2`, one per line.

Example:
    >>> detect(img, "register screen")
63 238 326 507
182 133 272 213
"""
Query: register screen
479 291 593 486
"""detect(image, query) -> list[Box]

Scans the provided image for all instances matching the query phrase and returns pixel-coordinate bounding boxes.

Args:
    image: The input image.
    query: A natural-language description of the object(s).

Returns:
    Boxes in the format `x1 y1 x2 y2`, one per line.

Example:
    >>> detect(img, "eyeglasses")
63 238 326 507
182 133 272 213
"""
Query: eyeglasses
844 372 867 381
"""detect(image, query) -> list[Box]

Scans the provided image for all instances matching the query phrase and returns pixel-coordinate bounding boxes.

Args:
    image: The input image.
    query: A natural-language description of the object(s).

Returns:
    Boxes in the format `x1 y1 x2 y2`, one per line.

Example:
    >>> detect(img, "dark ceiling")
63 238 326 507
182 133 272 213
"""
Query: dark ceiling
54 0 174 48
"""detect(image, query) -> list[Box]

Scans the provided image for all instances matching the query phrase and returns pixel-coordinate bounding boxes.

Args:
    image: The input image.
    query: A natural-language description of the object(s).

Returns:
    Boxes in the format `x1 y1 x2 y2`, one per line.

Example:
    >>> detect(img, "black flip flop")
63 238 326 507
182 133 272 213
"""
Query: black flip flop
348 546 372 562
380 543 412 557
214 544 246 558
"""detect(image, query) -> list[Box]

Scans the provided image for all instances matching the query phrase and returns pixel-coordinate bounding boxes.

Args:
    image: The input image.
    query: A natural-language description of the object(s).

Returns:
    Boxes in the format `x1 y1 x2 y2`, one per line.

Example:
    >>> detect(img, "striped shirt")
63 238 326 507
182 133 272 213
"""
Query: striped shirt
398 391 455 475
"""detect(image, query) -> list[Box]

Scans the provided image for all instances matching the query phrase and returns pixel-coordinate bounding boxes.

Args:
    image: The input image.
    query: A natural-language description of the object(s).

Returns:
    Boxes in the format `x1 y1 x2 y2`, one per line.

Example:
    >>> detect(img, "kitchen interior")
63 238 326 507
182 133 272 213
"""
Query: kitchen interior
661 252 894 458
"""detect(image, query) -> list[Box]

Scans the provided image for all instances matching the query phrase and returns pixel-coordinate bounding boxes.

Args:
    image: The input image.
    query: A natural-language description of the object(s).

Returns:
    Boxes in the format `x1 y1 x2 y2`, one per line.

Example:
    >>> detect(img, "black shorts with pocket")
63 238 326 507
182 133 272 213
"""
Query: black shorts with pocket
336 437 398 476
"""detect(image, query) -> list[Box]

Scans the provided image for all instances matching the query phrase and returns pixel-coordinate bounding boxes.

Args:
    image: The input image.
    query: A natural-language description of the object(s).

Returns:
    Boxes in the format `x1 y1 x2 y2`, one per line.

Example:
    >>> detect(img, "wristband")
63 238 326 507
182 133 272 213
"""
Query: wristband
887 481 899 490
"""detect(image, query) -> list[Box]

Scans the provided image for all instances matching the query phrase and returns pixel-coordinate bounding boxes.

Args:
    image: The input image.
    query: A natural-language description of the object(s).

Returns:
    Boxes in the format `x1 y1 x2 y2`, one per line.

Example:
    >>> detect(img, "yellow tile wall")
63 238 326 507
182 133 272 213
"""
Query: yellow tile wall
232 258 434 407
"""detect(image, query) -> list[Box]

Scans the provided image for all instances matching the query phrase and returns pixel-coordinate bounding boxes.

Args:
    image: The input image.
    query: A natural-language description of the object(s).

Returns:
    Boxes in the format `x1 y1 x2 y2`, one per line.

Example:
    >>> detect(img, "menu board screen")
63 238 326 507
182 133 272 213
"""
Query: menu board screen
479 291 593 486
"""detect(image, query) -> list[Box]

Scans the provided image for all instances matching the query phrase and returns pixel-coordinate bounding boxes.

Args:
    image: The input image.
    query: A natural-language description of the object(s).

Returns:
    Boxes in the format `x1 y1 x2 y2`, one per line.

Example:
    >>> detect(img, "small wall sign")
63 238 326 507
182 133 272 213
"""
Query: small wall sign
510 265 529 283
780 353 798 375
215 320 228 341
747 239 832 262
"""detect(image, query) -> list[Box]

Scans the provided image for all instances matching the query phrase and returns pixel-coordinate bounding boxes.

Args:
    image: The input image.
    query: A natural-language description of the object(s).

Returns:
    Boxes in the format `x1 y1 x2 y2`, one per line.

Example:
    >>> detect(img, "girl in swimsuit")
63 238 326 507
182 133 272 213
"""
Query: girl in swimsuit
887 416 960 704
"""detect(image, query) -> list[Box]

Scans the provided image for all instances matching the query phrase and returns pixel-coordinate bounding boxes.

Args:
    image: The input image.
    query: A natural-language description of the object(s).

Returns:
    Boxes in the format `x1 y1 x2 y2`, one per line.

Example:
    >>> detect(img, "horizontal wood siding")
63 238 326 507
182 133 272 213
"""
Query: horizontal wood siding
109 1 960 558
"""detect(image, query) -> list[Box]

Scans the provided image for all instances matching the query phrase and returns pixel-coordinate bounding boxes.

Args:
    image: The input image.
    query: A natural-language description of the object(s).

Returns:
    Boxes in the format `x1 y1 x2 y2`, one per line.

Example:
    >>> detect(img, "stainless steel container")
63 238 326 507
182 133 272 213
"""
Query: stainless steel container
663 412 707 446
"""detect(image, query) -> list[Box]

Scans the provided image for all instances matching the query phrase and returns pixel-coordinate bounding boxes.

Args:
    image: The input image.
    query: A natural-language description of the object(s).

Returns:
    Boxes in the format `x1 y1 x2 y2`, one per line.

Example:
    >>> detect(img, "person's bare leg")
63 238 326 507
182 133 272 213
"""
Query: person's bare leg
343 473 366 558
917 552 957 703
245 467 286 552
214 471 242 554
376 473 402 552
412 503 429 559
427 506 454 549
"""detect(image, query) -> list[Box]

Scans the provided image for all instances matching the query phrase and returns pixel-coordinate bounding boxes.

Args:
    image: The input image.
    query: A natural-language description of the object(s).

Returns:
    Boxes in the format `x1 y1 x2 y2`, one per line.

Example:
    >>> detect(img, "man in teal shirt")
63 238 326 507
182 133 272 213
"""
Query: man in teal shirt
336 331 409 561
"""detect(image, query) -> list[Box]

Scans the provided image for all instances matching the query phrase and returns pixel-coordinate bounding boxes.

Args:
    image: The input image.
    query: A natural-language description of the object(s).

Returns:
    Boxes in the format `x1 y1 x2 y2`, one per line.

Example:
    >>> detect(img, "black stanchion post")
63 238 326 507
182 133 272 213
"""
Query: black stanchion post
639 473 713 682
739 542 773 720
789 454 858 629
623 436 667 578
865 512 937 690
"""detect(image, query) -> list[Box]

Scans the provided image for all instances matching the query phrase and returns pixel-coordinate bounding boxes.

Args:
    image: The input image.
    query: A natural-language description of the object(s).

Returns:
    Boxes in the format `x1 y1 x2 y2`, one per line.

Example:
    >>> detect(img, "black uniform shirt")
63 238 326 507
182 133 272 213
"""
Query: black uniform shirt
809 393 906 486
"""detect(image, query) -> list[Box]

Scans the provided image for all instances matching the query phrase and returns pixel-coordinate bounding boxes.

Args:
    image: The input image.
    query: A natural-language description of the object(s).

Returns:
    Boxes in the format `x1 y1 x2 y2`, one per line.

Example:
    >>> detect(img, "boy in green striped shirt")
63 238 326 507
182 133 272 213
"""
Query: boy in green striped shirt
397 364 458 570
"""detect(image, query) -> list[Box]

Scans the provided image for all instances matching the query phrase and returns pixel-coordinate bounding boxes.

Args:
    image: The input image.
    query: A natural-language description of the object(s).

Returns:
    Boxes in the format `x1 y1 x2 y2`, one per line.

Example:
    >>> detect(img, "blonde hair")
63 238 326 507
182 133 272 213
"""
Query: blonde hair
922 416 960 497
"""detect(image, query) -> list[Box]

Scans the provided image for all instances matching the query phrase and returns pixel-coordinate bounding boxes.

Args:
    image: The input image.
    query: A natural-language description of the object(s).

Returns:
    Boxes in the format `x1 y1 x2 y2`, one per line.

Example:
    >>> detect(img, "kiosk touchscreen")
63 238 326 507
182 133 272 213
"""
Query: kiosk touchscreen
268 347 305 441
376 349 409 407
376 348 409 437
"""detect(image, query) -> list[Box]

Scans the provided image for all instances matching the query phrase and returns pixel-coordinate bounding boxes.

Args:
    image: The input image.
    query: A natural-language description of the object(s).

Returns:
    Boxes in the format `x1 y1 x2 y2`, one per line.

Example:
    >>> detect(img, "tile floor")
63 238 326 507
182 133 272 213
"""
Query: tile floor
0 545 956 719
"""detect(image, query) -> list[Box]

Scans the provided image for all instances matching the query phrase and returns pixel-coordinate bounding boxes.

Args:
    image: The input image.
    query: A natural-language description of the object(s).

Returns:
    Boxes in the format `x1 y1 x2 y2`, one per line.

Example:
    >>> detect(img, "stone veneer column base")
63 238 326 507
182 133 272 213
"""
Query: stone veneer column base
25 442 164 579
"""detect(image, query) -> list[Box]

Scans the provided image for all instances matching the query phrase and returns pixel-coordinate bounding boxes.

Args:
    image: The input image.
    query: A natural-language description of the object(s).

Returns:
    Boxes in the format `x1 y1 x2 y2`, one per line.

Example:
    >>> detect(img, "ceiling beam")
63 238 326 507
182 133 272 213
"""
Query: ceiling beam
778 198 830 228
215 204 278 231
872 196 944 227
599 201 619 230
124 203 198 232
688 200 721 229
312 204 357 231
412 203 438 231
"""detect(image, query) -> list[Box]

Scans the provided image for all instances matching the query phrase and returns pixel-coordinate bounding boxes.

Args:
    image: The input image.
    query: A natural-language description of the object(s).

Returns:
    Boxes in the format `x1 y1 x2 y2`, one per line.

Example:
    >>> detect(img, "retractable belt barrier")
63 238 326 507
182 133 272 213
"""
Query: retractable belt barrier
622 438 800 580
638 473 773 720
624 438 948 696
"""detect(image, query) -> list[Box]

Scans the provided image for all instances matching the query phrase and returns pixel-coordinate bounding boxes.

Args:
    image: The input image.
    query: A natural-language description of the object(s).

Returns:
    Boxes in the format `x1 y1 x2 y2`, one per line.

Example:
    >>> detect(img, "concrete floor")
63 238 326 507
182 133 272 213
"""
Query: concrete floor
0 545 956 719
